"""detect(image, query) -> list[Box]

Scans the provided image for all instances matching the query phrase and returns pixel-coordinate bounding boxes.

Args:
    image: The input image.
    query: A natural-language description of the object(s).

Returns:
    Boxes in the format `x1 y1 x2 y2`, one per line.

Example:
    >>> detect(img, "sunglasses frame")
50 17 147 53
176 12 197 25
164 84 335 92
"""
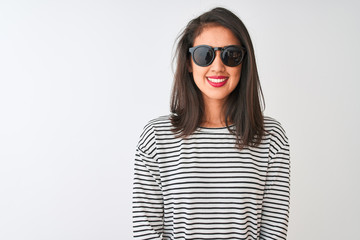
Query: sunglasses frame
189 44 246 67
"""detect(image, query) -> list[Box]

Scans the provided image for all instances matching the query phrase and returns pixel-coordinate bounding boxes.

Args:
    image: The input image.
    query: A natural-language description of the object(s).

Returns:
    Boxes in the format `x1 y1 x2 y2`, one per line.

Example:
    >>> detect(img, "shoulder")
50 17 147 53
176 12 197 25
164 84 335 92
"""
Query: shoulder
263 115 289 149
144 114 172 128
263 116 287 136
137 114 173 150
142 114 173 134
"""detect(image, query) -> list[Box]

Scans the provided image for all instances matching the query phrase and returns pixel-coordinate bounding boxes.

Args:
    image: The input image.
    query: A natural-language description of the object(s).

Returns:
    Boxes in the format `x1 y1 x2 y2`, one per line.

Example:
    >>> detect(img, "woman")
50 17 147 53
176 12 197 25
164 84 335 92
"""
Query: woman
133 7 290 240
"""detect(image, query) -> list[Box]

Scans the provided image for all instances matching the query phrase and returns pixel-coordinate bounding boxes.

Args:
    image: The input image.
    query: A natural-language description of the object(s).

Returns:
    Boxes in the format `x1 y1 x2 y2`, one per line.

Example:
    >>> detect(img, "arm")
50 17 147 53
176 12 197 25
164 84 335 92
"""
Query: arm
132 124 164 240
260 128 291 240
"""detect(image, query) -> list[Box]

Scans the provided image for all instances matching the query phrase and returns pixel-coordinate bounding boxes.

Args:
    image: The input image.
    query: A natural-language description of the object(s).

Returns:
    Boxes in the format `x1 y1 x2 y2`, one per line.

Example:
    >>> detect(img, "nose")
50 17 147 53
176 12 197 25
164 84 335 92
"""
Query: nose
210 50 225 72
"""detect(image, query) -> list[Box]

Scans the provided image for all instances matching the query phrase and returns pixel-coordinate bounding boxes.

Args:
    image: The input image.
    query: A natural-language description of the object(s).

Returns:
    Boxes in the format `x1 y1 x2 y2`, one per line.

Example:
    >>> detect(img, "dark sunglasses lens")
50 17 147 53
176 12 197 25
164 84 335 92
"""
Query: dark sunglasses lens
222 47 244 66
193 46 214 66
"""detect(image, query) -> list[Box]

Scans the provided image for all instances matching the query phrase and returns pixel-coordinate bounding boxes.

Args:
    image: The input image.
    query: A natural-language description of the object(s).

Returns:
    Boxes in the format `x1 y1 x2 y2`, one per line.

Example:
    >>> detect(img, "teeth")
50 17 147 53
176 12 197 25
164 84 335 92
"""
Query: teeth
207 77 228 83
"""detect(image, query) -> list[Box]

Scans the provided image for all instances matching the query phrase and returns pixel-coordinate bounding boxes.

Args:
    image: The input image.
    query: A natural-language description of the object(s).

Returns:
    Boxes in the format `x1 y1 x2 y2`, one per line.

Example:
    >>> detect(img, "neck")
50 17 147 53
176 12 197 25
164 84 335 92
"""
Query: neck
201 97 229 128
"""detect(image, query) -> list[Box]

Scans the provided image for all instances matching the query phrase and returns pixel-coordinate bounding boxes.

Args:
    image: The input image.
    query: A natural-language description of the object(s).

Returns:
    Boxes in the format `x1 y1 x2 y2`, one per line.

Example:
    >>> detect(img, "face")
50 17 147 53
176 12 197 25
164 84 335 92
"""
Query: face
190 25 242 105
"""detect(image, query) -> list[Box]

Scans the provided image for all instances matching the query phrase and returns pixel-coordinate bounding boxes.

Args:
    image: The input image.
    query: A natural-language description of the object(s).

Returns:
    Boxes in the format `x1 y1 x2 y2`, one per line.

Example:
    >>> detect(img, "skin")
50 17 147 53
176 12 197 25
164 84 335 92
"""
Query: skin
189 24 243 128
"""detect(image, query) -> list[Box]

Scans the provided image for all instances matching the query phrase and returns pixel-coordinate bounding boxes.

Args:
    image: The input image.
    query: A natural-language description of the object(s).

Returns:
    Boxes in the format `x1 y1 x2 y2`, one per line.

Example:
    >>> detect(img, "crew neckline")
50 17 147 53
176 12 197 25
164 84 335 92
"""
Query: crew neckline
198 124 235 130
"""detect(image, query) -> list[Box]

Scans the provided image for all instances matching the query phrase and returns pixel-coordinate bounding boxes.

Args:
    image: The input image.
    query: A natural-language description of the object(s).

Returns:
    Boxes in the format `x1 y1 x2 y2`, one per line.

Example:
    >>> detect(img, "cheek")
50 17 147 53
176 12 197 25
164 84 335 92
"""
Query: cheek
231 66 242 82
192 64 208 79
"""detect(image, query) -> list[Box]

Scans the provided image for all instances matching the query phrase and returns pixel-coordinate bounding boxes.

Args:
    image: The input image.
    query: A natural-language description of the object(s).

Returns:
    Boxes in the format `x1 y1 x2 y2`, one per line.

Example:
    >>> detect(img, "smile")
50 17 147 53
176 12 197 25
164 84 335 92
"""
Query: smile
207 77 228 83
206 76 229 87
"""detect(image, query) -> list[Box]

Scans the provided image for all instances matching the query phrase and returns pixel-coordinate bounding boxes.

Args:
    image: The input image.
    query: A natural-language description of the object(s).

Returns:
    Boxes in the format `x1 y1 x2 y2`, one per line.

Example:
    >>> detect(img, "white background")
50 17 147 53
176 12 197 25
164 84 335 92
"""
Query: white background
1 0 359 239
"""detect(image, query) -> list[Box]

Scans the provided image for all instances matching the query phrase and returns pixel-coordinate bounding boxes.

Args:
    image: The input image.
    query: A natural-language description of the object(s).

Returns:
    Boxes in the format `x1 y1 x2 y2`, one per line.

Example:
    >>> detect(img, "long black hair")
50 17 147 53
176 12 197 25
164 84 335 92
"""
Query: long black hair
170 7 265 149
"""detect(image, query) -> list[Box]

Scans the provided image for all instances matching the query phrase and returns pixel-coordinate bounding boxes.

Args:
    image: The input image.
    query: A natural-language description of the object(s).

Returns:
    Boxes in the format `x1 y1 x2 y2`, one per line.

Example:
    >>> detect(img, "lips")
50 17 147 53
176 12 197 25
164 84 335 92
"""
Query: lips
206 76 229 87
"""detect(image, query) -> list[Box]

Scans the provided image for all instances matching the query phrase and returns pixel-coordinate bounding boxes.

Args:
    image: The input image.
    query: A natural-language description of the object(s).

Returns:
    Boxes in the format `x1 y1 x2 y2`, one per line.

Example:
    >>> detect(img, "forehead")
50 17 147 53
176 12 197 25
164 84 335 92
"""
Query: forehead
193 25 241 47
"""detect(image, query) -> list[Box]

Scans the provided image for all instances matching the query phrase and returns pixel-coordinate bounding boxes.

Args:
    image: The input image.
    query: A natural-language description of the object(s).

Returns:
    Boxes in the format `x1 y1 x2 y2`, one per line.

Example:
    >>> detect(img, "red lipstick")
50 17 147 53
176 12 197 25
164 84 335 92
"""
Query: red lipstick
206 76 229 87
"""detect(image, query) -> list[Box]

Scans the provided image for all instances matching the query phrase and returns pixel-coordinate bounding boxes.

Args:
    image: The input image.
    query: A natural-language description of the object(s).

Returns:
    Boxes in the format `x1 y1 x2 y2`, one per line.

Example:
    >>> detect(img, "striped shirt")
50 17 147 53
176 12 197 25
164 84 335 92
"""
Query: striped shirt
133 115 290 240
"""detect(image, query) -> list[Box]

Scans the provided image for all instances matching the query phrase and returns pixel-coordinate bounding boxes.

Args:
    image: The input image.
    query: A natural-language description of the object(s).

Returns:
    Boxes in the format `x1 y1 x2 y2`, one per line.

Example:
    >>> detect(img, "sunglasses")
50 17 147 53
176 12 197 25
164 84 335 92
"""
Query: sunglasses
189 45 246 67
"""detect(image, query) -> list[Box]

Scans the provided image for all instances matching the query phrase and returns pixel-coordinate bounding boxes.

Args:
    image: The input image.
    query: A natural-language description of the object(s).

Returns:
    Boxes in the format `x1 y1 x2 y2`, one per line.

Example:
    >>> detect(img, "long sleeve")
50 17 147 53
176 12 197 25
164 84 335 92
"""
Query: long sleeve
260 126 291 240
132 124 164 240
